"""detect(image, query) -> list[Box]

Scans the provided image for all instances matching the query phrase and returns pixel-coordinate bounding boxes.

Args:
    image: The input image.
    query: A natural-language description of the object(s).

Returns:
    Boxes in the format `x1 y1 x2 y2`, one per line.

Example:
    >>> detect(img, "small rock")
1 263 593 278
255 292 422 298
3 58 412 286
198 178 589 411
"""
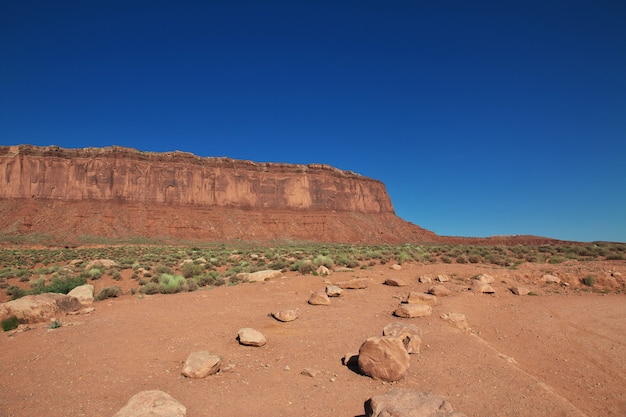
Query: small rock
418 275 432 283
390 264 402 271
271 309 299 322
113 390 186 417
308 291 330 305
436 274 450 282
237 328 267 347
428 285 451 297
382 322 423 354
541 274 561 284
384 278 408 287
358 337 410 382
336 278 369 289
475 273 495 284
393 303 432 318
471 280 495 294
325 285 343 297
182 351 221 378
511 286 530 296
406 291 437 306
440 312 469 330
301 367 321 377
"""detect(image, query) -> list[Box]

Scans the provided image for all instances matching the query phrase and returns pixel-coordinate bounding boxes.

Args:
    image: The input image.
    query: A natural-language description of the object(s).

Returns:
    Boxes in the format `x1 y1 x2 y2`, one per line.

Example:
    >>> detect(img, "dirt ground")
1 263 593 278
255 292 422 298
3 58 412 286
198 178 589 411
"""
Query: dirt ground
1 260 625 417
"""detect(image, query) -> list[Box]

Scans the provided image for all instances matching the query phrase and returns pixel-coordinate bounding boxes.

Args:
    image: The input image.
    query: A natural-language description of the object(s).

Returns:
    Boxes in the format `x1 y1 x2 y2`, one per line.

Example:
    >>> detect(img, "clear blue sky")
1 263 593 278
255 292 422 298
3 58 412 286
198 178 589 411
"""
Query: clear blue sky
2 1 625 242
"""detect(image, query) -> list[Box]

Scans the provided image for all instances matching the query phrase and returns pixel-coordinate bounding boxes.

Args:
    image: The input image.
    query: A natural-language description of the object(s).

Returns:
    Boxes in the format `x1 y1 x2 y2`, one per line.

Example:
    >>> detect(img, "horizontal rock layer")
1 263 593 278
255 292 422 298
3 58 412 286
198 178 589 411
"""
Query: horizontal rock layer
0 145 392 213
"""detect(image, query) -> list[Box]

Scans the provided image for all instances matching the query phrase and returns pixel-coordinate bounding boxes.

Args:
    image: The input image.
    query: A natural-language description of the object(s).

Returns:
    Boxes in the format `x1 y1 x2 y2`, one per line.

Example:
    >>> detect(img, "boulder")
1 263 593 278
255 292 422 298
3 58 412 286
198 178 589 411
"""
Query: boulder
406 292 437 306
440 312 469 330
541 274 561 284
382 322 423 354
241 269 282 282
0 293 81 324
85 259 117 270
427 285 451 297
325 285 343 297
511 286 530 296
358 337 410 382
384 278 408 287
316 265 330 276
237 327 267 346
113 390 186 417
475 273 495 284
435 274 450 282
336 278 369 289
308 290 331 305
365 389 466 417
181 351 221 378
418 275 432 283
394 303 432 318
471 280 495 294
67 284 95 306
271 309 299 322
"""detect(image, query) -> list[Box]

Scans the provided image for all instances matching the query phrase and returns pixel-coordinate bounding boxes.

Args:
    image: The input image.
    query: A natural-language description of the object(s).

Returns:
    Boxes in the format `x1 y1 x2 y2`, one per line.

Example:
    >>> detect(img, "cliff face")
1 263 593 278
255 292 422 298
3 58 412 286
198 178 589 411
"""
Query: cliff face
0 145 438 244
0 145 393 213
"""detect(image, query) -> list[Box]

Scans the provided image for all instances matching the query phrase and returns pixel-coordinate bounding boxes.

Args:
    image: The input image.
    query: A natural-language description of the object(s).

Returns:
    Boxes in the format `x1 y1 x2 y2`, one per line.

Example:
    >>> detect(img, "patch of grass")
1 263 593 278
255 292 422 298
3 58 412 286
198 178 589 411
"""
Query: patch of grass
49 319 62 329
582 275 595 287
2 316 19 331
95 286 122 301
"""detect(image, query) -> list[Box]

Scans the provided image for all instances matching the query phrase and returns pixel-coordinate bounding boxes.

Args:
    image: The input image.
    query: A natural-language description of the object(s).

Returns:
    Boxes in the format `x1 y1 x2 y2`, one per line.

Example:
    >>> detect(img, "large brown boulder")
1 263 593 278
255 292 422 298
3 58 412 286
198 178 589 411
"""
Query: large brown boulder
365 389 467 417
358 337 410 382
113 390 186 417
0 293 81 324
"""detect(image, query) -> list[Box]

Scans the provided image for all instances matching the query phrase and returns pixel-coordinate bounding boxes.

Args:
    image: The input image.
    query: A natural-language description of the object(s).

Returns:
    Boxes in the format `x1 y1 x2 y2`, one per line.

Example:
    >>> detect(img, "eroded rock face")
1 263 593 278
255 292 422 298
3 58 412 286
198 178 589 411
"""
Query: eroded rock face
0 145 442 244
1 145 393 211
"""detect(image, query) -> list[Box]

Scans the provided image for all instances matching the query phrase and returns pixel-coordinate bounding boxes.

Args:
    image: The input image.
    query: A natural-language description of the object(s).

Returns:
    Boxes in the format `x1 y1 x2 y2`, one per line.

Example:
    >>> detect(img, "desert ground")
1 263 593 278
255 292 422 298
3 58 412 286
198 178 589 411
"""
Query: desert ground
1 258 625 417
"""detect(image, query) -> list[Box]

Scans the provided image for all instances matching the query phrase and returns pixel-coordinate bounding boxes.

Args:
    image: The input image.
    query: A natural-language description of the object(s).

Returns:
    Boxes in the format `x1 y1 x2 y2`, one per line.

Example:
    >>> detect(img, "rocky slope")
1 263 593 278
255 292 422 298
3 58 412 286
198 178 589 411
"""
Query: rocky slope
0 145 438 244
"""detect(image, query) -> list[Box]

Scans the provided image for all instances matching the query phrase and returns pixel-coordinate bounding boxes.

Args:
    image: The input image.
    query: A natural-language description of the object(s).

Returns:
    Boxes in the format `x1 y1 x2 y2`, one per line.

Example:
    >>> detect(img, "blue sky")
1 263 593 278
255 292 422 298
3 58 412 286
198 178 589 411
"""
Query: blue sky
1 1 625 242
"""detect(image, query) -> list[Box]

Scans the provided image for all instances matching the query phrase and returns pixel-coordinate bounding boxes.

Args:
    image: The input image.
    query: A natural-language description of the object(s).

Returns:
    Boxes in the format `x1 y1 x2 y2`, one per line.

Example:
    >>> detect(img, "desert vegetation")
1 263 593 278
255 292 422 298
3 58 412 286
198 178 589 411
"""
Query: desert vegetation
0 242 624 301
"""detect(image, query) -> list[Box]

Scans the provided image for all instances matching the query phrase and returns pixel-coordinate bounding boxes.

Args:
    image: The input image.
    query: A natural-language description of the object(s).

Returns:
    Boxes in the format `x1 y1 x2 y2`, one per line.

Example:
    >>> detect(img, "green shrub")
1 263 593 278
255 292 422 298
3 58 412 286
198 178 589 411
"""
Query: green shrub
2 316 19 331
49 319 62 329
182 262 204 278
185 278 198 292
313 255 334 269
297 261 316 275
441 256 452 264
95 286 122 300
87 267 104 280
139 282 160 295
158 273 187 294
6 285 26 300
582 275 595 287
46 275 87 294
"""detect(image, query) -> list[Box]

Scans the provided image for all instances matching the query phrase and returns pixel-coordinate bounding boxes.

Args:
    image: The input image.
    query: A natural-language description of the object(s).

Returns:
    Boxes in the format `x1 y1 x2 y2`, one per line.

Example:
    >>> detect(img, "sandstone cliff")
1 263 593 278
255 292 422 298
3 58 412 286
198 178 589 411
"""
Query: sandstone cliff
0 145 438 244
